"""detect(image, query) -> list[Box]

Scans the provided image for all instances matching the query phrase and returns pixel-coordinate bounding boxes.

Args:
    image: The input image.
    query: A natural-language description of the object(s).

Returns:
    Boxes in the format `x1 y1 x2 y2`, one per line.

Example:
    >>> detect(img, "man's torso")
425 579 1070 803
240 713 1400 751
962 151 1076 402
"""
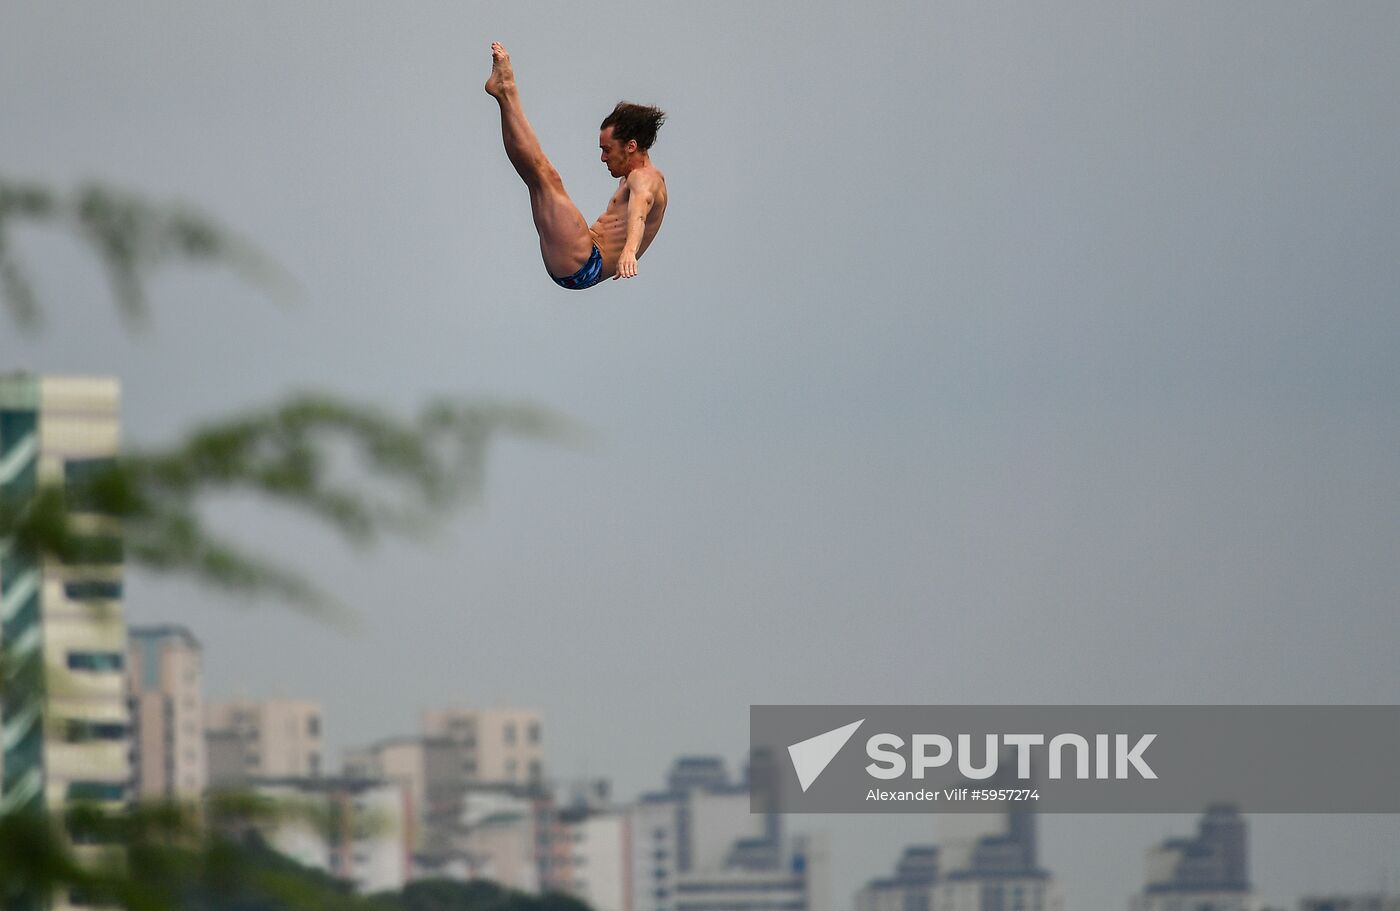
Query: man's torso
589 167 668 275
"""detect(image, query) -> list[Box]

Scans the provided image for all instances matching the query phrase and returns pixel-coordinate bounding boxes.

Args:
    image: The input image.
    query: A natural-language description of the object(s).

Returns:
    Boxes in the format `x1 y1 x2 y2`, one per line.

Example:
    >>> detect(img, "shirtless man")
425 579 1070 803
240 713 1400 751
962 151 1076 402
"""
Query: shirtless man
485 42 668 290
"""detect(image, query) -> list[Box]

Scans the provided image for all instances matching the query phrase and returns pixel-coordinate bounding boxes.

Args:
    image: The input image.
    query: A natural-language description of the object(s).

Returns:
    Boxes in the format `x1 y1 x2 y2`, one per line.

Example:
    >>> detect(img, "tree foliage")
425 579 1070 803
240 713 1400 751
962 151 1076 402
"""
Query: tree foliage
1 393 578 618
4 804 600 911
3 803 377 911
376 879 596 911
0 176 291 330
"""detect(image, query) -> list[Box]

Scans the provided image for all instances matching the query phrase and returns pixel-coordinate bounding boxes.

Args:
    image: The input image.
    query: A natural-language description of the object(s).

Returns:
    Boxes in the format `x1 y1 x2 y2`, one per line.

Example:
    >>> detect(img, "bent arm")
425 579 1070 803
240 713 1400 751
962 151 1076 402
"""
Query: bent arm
614 173 659 279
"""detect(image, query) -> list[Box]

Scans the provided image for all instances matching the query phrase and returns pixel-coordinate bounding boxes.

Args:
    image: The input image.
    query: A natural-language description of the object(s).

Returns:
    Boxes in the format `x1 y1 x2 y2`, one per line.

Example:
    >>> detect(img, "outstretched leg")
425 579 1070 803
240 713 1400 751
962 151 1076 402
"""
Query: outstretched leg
485 43 596 278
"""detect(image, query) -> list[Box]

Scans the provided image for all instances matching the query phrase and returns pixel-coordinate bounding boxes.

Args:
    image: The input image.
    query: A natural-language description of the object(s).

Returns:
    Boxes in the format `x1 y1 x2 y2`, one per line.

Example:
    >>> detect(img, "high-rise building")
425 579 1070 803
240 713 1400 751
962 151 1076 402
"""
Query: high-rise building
627 755 827 911
127 624 206 800
628 757 763 911
1131 805 1254 911
0 375 131 911
0 375 131 812
205 699 323 787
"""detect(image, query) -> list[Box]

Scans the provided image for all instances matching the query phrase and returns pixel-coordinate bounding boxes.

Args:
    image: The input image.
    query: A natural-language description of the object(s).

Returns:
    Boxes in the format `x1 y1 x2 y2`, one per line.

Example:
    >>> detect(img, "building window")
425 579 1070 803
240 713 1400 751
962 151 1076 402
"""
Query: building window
65 580 123 601
506 759 518 779
64 720 128 742
67 781 126 802
67 652 124 672
504 723 517 746
308 715 321 737
528 722 541 744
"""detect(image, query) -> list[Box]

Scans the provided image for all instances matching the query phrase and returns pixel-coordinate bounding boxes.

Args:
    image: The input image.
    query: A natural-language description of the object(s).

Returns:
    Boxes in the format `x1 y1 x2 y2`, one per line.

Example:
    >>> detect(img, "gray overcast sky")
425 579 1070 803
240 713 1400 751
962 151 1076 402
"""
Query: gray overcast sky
4 1 1398 907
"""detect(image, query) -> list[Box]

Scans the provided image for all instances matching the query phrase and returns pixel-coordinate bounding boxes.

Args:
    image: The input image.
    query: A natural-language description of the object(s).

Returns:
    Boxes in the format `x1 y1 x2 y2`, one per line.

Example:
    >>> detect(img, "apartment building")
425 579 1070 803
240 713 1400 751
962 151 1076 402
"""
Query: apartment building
0 375 131 911
127 624 206 800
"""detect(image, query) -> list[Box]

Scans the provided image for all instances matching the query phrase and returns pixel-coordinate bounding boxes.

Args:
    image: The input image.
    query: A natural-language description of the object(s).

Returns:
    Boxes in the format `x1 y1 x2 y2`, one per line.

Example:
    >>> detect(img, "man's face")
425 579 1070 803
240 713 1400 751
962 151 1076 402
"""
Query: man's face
599 127 631 177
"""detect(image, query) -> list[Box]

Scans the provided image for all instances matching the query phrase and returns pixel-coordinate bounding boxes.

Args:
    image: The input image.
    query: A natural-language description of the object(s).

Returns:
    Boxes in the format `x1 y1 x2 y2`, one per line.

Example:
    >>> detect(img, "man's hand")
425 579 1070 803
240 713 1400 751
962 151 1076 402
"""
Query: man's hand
614 251 638 280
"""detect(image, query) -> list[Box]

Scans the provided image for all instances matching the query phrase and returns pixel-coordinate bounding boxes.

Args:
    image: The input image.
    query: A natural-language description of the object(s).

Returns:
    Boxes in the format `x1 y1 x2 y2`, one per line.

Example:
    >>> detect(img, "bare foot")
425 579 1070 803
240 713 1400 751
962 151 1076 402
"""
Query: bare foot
485 42 515 98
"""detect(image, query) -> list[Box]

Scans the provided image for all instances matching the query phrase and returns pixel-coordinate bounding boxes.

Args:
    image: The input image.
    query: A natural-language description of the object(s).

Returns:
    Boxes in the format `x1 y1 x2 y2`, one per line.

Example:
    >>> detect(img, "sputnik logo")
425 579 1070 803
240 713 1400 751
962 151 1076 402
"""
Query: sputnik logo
787 719 865 792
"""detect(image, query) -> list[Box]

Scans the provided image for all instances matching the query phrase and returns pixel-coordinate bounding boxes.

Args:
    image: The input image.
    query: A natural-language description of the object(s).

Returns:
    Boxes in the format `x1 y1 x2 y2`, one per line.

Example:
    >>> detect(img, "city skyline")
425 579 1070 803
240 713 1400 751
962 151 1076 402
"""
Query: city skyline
125 603 1398 907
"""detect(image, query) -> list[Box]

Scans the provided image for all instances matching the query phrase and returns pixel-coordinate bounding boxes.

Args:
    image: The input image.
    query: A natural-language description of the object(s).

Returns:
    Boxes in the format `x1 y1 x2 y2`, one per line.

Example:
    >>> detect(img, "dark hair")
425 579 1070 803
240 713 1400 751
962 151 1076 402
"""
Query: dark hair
600 102 667 151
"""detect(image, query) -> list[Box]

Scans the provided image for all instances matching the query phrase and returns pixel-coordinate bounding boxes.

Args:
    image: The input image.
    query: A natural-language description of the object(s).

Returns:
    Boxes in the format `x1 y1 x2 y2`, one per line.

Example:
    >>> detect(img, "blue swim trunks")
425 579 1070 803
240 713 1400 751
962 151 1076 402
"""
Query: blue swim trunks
552 245 605 291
